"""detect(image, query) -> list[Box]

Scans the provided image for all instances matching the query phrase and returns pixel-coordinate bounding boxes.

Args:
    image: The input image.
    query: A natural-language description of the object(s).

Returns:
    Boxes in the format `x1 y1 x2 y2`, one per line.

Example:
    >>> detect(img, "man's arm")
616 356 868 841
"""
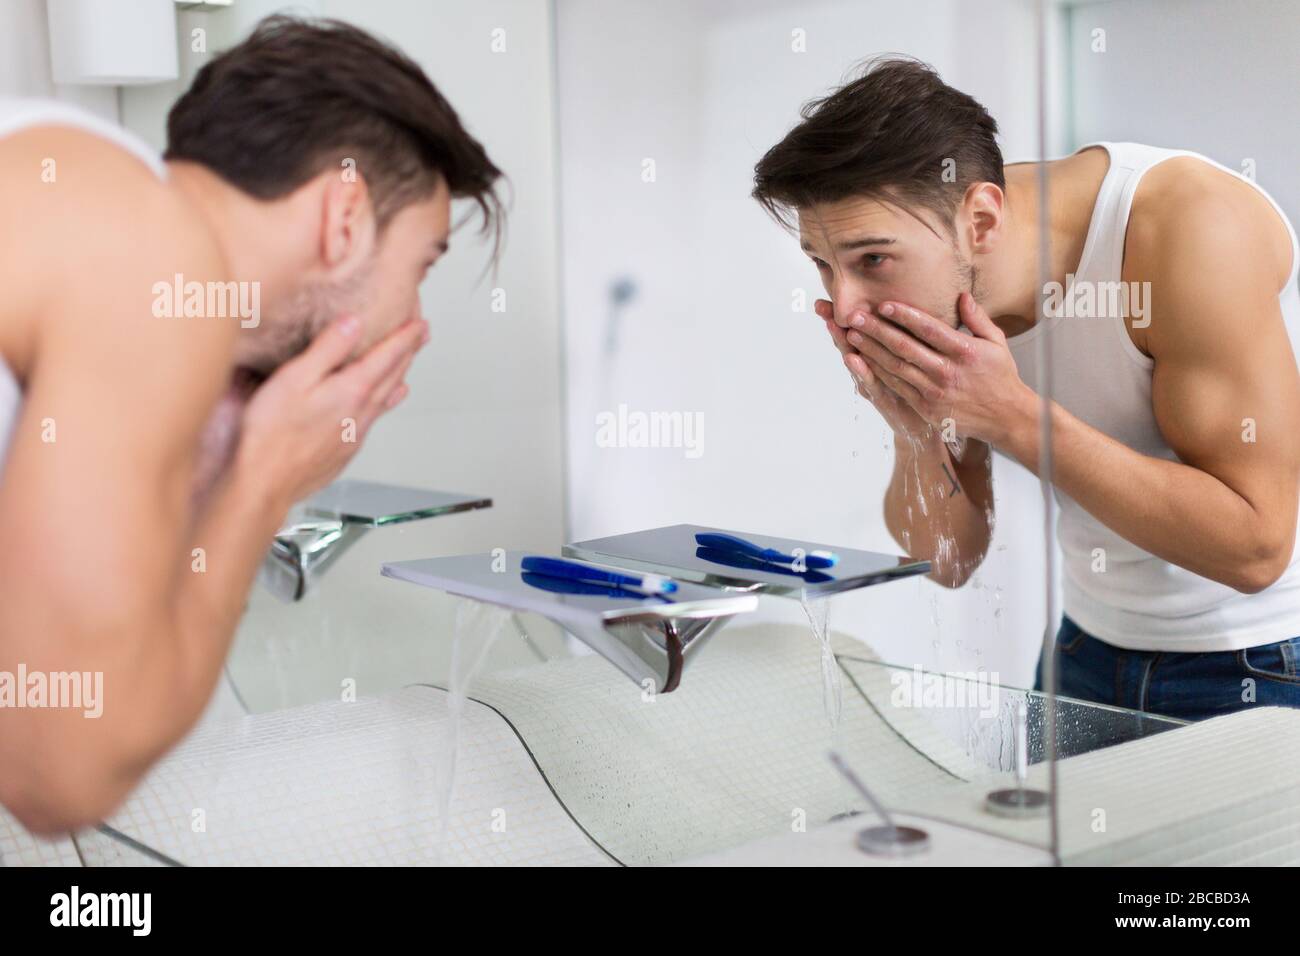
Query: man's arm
0 129 425 832
0 135 244 830
883 434 994 588
1003 194 1300 592
847 188 1299 593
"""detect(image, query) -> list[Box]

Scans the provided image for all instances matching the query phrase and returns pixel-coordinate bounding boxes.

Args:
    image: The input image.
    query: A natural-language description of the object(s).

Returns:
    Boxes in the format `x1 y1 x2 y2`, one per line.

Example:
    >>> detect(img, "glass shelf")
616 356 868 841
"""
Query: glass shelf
565 523 931 598
304 479 491 527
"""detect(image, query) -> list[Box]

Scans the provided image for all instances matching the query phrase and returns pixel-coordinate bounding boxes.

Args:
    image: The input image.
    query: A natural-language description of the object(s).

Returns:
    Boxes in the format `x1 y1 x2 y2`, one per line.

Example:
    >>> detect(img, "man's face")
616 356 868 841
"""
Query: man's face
798 194 974 330
255 179 451 372
350 181 452 352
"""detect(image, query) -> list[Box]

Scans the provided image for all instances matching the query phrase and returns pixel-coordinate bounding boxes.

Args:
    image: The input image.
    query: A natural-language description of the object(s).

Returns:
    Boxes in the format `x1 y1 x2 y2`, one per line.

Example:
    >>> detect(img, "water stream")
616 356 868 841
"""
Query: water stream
799 588 842 744
432 598 511 863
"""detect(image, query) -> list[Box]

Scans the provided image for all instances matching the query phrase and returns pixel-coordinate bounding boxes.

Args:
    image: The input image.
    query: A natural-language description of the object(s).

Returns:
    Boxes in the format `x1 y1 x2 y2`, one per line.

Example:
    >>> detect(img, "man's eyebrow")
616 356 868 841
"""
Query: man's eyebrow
799 236 896 254
835 236 895 251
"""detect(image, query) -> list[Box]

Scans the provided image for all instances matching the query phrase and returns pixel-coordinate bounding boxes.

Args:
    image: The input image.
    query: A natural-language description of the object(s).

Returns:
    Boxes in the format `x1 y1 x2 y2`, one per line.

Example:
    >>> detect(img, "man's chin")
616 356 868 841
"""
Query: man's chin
236 321 318 378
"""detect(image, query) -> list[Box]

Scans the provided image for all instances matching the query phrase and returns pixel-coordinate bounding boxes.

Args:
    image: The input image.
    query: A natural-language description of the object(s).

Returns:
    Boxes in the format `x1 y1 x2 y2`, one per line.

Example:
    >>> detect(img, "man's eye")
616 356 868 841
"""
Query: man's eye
810 258 829 270
863 254 887 268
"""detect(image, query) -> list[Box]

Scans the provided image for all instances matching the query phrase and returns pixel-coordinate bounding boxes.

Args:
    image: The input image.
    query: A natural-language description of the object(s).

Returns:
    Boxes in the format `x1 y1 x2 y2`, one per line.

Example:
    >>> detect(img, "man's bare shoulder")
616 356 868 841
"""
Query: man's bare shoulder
0 125 230 353
4 124 224 255
1124 155 1294 363
1128 156 1293 291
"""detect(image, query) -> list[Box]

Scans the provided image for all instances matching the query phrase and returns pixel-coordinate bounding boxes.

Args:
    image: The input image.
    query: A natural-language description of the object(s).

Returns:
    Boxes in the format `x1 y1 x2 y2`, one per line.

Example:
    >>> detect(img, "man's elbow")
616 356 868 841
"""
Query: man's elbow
1 764 130 837
1230 537 1293 594
929 562 976 589
0 727 145 836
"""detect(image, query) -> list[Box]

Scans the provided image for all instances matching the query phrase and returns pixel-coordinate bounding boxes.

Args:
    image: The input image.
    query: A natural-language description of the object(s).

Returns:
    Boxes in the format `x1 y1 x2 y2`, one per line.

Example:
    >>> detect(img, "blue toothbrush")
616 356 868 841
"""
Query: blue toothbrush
520 556 678 597
694 532 838 570
522 572 675 601
695 546 833 584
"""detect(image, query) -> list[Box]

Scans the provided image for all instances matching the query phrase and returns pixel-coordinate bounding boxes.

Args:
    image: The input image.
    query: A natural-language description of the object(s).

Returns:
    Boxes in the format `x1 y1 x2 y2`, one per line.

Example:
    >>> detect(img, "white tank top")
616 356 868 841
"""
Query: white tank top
1007 141 1300 652
0 99 165 476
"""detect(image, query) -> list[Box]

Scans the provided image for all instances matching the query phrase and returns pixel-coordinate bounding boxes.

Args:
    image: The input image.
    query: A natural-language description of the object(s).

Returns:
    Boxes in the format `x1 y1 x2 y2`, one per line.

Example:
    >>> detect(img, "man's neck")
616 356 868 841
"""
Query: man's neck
979 154 1100 336
165 161 307 363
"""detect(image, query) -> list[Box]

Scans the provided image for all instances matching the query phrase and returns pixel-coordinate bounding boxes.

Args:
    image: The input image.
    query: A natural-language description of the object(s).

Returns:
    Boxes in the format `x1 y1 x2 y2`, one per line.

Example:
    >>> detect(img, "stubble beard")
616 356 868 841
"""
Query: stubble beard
244 262 373 376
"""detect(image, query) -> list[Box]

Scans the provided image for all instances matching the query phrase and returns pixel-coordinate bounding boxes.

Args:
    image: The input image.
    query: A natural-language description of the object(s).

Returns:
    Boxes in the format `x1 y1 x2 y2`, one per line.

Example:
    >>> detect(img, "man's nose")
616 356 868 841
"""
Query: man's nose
830 293 873 329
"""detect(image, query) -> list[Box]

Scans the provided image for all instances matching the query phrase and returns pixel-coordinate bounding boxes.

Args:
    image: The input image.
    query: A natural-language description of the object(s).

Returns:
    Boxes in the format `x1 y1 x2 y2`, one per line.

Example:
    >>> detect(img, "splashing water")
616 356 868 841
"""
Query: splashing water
799 589 842 741
433 599 511 863
912 454 930 518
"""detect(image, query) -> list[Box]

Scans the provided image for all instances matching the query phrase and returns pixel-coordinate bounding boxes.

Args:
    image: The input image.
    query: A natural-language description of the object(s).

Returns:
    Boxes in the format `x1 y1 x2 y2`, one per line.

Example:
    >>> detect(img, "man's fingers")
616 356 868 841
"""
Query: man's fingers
379 349 417 402
384 382 410 410
878 301 972 359
283 314 362 382
359 348 418 428
817 299 876 331
852 315 949 381
338 317 425 397
959 291 1005 342
844 351 875 389
825 318 853 356
868 357 927 413
847 328 941 400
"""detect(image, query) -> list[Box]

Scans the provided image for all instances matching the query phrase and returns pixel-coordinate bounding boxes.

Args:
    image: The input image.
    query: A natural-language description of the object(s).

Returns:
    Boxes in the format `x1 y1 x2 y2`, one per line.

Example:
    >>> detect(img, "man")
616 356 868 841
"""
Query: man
0 16 502 832
753 57 1300 721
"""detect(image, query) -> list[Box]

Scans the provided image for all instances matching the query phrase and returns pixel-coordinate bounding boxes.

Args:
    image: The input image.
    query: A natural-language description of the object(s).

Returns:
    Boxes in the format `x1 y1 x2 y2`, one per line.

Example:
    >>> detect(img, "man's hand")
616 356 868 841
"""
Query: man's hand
816 298 935 445
843 292 1036 448
816 299 995 585
237 313 428 511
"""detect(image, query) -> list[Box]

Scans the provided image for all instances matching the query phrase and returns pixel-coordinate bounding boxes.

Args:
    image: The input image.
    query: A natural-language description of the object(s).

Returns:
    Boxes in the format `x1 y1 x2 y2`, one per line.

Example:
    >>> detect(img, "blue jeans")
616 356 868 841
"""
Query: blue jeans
1035 616 1300 722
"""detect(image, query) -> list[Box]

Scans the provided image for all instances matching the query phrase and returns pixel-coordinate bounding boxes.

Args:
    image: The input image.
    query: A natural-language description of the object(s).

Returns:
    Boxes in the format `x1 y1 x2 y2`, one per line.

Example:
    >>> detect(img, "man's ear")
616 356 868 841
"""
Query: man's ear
319 171 376 273
964 182 1005 255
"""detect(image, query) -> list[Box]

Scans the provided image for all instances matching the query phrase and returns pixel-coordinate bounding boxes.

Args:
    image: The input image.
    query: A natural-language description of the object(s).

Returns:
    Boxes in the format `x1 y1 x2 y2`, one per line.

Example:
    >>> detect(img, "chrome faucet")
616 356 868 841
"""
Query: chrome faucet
381 525 929 693
381 551 758 693
261 479 491 602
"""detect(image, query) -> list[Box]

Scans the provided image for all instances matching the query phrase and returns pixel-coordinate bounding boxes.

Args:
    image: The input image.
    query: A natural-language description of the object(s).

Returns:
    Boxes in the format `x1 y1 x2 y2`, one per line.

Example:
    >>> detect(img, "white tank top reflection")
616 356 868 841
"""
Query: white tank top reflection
0 99 165 473
1006 141 1300 652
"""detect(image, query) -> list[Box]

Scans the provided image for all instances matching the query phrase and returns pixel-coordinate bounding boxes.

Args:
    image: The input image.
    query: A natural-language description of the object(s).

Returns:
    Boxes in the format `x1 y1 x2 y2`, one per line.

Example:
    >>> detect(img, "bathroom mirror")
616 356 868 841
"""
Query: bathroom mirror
97 0 1070 865
67 0 1298 869
1 0 1295 881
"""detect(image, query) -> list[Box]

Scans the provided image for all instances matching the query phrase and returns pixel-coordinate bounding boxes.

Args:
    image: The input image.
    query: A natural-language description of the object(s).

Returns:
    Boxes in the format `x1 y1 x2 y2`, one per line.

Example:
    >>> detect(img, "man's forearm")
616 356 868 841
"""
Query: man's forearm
17 449 293 829
112 450 291 787
885 434 994 586
171 452 289 722
1002 397 1292 592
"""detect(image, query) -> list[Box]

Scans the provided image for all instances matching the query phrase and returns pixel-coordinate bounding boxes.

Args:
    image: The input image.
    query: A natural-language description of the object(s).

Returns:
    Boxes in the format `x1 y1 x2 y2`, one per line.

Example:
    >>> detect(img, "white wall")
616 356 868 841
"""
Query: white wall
0 0 117 117
1068 0 1300 228
555 0 1057 686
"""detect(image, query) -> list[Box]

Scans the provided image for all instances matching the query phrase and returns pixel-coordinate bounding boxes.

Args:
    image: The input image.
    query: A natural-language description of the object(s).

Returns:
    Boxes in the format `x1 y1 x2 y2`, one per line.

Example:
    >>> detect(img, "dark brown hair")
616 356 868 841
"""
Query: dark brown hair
753 56 1003 236
166 15 504 253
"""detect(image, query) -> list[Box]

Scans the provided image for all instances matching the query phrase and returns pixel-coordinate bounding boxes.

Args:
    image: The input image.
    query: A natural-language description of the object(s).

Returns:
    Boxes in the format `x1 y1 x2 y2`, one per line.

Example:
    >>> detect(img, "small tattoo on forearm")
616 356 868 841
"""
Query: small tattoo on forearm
941 461 961 497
